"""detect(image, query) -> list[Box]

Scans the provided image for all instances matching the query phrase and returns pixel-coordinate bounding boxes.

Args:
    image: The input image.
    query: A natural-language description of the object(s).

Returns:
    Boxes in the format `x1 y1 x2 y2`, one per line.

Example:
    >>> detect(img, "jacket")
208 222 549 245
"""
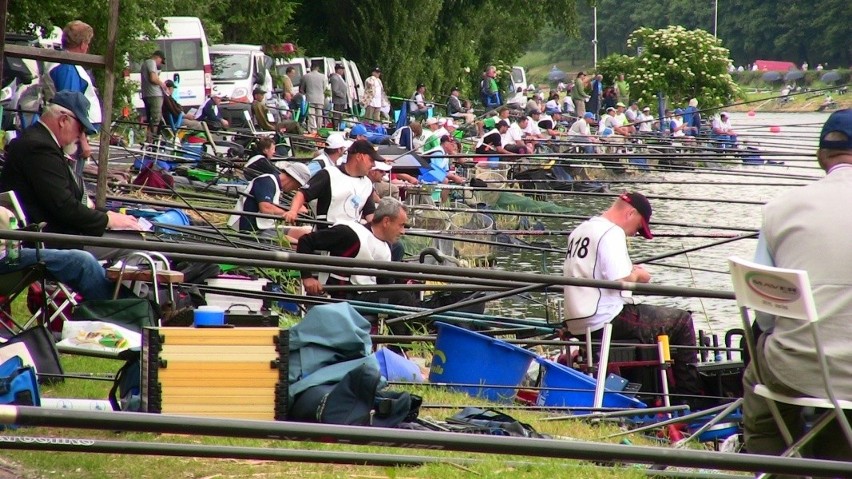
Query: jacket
0 122 108 238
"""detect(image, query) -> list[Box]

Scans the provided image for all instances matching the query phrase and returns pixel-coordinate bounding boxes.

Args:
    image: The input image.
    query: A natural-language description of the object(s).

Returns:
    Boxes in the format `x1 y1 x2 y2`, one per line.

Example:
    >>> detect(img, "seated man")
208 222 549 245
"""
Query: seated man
562 193 702 405
475 120 511 156
251 87 276 132
409 84 430 121
447 86 475 125
229 139 312 242
566 112 600 153
196 90 230 131
296 197 416 334
711 112 738 150
0 91 141 259
162 80 203 132
0 207 116 301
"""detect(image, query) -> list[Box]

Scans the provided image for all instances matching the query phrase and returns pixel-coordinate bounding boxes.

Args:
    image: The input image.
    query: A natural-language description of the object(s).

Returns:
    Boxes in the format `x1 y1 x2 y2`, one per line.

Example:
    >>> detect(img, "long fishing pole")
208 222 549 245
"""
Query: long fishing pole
0 229 737 300
479 178 810 187
3 406 848 477
634 232 758 265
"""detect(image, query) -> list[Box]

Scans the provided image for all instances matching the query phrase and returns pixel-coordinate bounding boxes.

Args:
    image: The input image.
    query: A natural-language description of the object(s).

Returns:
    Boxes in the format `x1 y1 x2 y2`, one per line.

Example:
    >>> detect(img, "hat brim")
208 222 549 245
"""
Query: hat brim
638 220 653 240
79 117 98 136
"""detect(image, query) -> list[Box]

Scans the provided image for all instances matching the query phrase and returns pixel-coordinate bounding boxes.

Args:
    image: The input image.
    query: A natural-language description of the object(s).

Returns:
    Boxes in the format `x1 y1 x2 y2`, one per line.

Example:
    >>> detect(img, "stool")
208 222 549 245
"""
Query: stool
107 252 184 323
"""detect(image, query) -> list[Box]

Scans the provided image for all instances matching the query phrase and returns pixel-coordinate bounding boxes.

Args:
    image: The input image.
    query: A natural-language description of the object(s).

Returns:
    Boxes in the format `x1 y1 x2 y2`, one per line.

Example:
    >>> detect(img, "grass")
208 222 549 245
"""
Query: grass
515 51 590 87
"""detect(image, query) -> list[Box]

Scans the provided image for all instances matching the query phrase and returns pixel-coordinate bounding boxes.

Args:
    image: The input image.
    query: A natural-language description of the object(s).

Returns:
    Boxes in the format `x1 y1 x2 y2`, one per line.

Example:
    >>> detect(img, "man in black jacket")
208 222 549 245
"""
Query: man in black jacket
0 91 141 255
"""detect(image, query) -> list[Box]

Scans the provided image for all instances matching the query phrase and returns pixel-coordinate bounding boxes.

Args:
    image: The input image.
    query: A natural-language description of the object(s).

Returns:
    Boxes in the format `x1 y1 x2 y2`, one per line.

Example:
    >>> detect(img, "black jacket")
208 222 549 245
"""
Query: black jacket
0 122 108 237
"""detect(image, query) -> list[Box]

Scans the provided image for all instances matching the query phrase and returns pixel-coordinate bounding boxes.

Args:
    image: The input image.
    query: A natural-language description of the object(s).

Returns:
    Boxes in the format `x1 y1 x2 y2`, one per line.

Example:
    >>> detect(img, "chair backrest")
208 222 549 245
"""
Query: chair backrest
728 256 818 324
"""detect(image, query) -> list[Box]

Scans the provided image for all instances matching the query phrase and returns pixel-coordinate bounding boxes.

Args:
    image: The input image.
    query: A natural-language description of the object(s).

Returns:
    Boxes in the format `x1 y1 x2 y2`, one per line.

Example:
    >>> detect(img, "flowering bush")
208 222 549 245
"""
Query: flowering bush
598 25 742 110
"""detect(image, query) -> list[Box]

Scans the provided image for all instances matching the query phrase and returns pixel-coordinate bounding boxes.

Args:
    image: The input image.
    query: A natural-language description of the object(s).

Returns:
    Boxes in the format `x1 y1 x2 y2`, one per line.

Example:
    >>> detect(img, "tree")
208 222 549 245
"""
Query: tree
597 25 741 110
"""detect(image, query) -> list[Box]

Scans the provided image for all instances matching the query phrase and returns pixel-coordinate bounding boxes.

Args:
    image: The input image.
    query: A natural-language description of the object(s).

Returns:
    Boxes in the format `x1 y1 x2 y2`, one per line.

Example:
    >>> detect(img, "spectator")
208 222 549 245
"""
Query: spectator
409 83 430 121
447 87 475 125
570 72 590 116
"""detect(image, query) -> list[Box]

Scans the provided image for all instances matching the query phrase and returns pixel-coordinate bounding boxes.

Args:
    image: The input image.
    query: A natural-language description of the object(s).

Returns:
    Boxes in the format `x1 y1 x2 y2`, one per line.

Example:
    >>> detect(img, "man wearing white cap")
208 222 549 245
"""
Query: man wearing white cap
711 112 738 149
308 132 351 175
637 106 655 133
367 160 398 200
422 117 449 151
229 149 311 241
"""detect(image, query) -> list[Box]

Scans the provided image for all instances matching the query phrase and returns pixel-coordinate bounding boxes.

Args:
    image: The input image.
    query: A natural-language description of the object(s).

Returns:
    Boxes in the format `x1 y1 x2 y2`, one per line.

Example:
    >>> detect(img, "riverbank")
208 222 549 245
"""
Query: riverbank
729 89 851 113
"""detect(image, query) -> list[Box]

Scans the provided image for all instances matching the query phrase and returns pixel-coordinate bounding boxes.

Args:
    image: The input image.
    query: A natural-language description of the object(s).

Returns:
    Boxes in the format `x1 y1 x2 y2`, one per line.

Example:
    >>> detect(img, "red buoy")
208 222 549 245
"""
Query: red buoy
769 125 781 133
747 110 756 117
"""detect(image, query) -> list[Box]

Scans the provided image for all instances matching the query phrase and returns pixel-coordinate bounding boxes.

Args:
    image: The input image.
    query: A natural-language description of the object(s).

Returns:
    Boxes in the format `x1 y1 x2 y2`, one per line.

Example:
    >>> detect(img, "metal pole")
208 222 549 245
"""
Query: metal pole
1 406 850 477
593 5 598 69
713 0 719 38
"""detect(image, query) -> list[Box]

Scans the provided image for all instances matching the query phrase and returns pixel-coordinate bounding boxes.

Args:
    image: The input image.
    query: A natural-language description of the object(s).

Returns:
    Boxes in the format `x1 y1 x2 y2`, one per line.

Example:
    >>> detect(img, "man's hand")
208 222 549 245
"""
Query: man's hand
302 277 323 295
106 211 143 231
631 265 651 283
283 210 300 224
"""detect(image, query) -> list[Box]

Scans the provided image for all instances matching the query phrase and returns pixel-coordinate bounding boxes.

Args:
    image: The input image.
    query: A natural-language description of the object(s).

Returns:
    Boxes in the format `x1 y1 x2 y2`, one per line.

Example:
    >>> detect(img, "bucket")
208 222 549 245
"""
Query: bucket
193 305 225 327
535 357 647 410
688 410 742 442
152 208 190 234
429 322 537 402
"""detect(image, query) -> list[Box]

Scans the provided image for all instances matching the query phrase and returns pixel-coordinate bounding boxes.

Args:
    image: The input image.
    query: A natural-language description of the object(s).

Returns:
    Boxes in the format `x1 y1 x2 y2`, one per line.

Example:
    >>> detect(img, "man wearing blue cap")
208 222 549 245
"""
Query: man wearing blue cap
0 91 141 255
566 112 600 153
745 109 852 460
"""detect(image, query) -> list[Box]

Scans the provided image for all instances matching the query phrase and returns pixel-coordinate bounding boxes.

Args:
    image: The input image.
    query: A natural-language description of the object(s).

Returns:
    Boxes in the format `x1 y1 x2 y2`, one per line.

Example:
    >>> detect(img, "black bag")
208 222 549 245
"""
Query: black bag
290 363 420 427
0 326 64 384
71 298 159 333
109 347 141 411
447 407 549 438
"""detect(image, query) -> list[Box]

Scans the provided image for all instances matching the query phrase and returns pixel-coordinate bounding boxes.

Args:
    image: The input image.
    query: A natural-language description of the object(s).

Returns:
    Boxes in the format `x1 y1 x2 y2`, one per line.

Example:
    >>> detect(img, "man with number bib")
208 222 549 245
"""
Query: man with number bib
562 192 702 404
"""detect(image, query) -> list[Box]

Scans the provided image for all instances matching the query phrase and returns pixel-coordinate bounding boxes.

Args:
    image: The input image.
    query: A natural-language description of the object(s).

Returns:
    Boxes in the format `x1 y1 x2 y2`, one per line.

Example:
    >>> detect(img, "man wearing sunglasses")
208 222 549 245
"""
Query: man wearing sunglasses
0 91 141 258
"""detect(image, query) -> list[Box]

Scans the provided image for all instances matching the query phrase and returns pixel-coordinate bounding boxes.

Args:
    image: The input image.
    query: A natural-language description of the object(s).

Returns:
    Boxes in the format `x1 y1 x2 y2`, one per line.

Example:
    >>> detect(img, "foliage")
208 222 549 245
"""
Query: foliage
597 26 741 110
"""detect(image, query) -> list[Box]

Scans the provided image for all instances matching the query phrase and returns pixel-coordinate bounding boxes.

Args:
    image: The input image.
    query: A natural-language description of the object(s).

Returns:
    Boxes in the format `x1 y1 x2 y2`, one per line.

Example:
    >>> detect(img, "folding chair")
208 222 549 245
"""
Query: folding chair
728 256 852 461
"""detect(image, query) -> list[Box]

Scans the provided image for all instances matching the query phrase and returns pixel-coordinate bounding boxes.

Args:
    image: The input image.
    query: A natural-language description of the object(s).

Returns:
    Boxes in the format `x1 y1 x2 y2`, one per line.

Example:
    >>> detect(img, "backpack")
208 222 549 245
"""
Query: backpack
109 347 141 412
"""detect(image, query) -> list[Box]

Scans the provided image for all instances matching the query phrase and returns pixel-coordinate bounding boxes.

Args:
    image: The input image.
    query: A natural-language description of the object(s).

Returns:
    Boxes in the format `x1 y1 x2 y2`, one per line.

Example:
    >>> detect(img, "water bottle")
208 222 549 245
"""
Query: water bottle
6 217 19 265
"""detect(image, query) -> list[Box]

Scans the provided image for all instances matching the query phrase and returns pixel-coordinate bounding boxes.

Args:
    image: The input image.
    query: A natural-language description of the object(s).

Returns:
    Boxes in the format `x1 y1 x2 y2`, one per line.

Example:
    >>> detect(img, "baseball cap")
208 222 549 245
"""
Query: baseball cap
642 106 651 111
495 120 509 129
444 118 455 128
451 86 459 92
606 106 615 112
152 50 166 62
350 124 368 138
616 102 626 108
373 66 382 73
51 91 97 135
372 161 392 172
325 132 351 150
425 117 439 126
417 83 425 89
674 108 684 116
619 192 653 239
720 111 730 117
165 79 176 88
348 139 384 163
253 87 266 95
334 63 345 71
280 162 311 186
819 109 852 150
583 112 595 119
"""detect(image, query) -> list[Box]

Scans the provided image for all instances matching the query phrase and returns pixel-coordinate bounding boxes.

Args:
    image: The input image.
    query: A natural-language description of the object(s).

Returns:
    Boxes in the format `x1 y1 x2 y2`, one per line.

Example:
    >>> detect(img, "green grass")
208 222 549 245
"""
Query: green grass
516 51 591 86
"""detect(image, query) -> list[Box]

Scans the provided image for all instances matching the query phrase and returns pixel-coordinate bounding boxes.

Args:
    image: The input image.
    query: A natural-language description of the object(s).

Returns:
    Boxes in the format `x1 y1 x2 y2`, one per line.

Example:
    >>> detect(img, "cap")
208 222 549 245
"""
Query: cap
616 102 626 108
450 86 459 92
495 120 509 129
606 106 615 112
373 66 382 73
674 108 684 115
642 106 651 111
819 109 852 150
325 132 351 150
334 63 345 71
348 139 384 163
425 117 439 126
417 83 425 89
583 112 595 119
720 111 730 117
280 162 311 186
350 124 368 137
164 79 176 88
529 109 541 115
371 161 392 172
253 87 266 96
437 117 448 126
51 91 97 135
152 50 166 62
444 118 455 128
619 192 653 239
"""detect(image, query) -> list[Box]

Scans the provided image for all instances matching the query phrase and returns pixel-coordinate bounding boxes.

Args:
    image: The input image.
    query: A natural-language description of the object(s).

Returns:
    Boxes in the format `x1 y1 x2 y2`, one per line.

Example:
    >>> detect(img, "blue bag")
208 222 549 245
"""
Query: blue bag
0 356 40 406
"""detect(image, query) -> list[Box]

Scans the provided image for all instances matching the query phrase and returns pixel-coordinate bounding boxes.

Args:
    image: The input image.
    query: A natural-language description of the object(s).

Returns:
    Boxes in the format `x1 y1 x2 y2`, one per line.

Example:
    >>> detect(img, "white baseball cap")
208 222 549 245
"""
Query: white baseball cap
372 161 392 172
425 117 439 126
325 132 351 150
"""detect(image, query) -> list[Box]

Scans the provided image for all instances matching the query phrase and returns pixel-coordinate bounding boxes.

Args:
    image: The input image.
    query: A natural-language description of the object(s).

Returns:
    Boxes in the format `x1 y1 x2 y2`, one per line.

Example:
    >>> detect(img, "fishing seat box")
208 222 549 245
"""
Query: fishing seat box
141 327 288 421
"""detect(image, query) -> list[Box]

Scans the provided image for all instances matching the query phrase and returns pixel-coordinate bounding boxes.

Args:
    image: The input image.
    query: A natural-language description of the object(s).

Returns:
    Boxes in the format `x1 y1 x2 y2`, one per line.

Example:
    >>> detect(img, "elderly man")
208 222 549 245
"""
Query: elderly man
745 109 852 460
296 197 416 331
562 192 702 404
329 63 349 129
285 139 381 228
447 86 475 125
0 91 140 258
300 63 328 132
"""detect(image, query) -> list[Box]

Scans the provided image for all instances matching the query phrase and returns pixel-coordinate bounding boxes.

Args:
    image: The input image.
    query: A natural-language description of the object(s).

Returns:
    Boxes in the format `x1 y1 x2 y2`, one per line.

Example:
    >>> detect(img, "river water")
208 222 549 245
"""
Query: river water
487 112 830 333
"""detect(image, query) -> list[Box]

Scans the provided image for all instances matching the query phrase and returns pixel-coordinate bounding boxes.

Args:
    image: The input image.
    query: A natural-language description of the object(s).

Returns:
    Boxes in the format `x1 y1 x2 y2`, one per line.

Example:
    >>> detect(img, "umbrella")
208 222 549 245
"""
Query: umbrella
547 66 567 82
821 71 842 85
761 71 782 82
784 70 804 82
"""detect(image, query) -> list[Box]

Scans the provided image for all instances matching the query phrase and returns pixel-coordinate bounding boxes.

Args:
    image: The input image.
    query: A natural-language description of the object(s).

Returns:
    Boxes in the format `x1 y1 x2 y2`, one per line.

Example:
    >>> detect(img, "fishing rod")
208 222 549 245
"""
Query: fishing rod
405 204 761 233
413 229 743 239
634 232 758 265
0 229 737 300
644 261 730 275
478 178 810 187
3 406 848 477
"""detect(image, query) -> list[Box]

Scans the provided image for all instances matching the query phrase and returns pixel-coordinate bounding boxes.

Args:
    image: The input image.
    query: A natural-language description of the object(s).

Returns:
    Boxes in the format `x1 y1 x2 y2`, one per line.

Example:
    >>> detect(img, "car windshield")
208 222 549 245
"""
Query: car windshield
211 53 251 81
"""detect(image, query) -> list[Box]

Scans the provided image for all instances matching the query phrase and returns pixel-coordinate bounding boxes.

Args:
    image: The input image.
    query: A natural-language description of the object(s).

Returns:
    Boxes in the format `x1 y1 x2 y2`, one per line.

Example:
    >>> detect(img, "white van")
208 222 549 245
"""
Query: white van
509 66 528 97
210 44 273 102
127 16 212 110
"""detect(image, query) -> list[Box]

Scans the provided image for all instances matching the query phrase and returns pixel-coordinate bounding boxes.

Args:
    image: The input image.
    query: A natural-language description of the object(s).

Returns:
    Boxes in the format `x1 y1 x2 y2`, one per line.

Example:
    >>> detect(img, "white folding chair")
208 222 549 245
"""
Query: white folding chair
728 256 852 461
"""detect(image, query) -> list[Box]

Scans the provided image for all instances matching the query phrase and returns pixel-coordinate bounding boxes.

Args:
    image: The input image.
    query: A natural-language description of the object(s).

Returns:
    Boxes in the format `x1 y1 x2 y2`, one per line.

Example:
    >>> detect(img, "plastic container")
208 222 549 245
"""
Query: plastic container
193 306 225 327
429 322 537 402
152 208 190 234
204 276 269 311
535 357 647 410
182 143 204 163
688 410 742 442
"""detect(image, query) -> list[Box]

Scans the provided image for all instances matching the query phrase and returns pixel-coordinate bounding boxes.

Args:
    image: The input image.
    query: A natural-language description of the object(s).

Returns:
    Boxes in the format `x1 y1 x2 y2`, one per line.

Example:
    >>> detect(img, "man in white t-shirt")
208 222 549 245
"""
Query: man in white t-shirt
503 117 530 154
711 112 738 149
562 192 701 402
637 106 655 133
567 112 599 153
